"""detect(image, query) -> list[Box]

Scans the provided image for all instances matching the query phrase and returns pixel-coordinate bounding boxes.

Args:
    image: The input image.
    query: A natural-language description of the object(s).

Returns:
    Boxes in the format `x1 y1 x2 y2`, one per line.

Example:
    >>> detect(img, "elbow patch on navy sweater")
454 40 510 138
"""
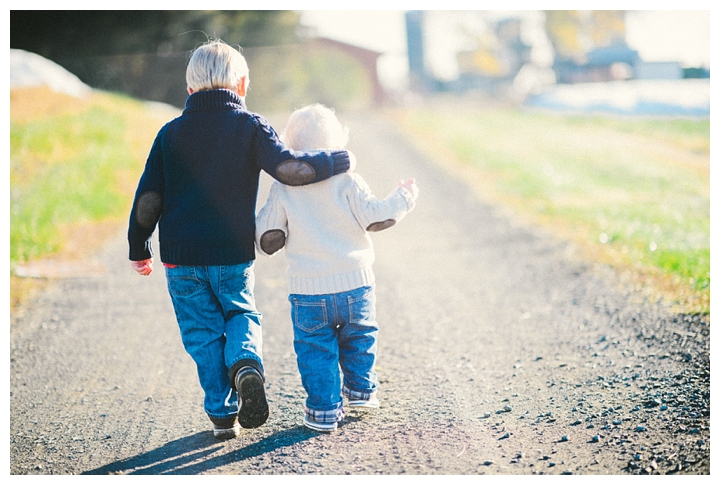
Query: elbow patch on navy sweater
367 219 397 232
136 191 162 228
276 160 316 186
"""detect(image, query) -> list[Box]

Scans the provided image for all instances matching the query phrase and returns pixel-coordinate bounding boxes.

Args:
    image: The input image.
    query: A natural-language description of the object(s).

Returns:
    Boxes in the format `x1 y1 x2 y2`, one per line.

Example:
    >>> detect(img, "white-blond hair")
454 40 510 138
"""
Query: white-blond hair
186 40 249 92
282 104 349 151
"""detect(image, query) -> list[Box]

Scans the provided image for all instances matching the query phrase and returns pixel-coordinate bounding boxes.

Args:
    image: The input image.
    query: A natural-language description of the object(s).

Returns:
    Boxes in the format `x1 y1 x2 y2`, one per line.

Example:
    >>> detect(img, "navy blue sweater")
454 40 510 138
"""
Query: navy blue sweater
128 89 351 266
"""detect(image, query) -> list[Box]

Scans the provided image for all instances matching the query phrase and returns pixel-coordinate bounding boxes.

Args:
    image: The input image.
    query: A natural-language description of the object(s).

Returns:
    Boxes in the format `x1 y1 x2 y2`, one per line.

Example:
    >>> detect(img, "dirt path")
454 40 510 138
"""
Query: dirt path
9 111 709 475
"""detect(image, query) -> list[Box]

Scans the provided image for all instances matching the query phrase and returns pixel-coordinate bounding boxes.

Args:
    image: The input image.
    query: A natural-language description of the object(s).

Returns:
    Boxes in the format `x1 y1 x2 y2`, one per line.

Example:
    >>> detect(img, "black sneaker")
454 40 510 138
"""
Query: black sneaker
234 367 269 428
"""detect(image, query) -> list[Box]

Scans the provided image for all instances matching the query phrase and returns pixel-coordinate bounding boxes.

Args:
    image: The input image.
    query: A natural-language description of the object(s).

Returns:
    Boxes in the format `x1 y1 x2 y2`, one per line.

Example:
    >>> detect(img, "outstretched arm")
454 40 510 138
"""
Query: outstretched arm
348 174 419 232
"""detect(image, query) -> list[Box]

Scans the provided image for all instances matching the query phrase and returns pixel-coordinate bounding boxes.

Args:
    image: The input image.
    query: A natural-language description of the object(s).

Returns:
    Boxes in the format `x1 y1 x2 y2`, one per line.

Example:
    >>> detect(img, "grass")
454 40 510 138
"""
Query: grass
9 86 711 315
10 86 178 309
387 99 710 314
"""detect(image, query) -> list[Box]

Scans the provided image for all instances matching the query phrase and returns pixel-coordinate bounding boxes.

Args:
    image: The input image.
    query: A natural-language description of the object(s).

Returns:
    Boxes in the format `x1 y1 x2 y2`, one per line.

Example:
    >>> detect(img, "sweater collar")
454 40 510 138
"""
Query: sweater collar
184 89 247 113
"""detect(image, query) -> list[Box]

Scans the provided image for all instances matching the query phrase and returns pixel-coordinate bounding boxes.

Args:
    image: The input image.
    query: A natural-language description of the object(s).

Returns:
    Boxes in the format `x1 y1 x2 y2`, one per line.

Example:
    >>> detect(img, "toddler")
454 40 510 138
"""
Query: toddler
255 104 419 431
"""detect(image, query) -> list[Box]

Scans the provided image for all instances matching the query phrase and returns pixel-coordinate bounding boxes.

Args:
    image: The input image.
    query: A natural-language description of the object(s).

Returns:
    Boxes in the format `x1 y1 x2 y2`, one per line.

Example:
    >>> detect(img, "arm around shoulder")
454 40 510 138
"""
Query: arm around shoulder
251 114 355 186
274 150 354 186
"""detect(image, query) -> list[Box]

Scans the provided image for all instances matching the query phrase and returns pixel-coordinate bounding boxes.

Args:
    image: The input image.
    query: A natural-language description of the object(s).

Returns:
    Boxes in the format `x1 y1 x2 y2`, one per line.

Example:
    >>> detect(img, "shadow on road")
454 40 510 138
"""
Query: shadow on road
83 426 314 475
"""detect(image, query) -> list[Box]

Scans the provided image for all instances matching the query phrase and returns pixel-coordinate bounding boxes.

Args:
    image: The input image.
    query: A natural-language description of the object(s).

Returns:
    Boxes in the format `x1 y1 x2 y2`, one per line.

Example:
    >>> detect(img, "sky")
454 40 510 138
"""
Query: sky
300 9 712 90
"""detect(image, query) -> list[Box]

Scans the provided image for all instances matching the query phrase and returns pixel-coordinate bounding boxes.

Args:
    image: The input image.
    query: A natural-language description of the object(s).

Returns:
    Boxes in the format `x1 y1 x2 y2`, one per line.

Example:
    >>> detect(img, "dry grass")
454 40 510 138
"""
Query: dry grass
10 86 94 123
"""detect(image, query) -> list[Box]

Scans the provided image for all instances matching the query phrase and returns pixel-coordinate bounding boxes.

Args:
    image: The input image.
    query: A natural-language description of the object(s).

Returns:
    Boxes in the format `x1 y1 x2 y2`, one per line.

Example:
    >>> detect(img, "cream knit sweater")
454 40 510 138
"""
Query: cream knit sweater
255 172 416 295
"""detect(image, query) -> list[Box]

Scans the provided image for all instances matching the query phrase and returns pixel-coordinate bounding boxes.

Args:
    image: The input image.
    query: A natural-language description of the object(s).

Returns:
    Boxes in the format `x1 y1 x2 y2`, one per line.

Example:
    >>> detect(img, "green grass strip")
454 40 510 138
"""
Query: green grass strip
391 106 709 310
11 103 140 263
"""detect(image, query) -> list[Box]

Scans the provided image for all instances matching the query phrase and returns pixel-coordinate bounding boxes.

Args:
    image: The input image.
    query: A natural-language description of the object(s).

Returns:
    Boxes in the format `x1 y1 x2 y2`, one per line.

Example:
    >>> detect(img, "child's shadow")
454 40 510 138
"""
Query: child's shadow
83 426 314 475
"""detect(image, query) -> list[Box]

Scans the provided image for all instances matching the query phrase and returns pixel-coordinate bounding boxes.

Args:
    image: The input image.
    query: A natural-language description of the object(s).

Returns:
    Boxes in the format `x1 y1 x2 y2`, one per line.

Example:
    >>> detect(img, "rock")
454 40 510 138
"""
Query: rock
10 49 92 98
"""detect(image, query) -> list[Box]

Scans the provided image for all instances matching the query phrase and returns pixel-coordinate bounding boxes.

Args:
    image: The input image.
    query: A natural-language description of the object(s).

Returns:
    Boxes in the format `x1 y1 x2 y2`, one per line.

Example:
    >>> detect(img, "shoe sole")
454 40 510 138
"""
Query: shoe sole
303 416 338 432
347 400 379 408
213 425 241 440
236 369 269 428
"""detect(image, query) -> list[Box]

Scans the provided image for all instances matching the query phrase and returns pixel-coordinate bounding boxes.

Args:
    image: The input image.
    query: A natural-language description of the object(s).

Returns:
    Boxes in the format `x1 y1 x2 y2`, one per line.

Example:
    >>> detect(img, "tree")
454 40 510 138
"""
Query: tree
10 11 302 60
10 11 375 111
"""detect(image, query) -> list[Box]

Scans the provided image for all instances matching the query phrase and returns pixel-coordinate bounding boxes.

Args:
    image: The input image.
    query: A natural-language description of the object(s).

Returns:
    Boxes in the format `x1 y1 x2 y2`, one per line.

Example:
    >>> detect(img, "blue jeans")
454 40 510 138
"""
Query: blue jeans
289 285 378 423
165 263 263 421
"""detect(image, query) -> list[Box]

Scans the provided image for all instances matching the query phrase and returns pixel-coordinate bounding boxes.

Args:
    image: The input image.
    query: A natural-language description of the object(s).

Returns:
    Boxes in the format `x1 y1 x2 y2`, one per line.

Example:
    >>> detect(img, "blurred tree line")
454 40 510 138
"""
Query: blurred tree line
10 11 302 57
10 10 372 112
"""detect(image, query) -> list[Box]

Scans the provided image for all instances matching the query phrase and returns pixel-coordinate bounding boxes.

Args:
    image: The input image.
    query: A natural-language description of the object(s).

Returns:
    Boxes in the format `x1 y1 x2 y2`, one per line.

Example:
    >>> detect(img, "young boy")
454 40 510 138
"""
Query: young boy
255 104 419 432
127 41 356 440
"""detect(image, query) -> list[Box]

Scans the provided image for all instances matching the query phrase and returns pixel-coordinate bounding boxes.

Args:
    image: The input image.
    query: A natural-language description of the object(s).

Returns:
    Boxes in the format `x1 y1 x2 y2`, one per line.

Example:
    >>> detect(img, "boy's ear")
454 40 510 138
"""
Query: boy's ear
187 87 194 95
237 76 248 97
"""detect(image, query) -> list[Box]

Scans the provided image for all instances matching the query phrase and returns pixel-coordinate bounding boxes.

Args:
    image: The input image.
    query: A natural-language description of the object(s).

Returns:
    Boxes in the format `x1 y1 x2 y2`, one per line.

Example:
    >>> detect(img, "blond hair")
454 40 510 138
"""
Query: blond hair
282 104 349 151
186 40 249 92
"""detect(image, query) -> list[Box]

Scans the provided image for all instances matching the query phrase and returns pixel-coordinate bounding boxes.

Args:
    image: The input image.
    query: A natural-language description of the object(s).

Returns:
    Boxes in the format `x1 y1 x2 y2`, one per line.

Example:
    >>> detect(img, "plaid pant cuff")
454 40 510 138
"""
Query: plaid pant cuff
342 386 375 401
305 406 345 424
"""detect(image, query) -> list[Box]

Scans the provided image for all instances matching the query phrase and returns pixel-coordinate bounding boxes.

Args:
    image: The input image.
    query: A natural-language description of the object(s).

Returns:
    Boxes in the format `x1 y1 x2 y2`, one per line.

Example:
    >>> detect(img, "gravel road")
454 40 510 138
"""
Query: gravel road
9 111 710 475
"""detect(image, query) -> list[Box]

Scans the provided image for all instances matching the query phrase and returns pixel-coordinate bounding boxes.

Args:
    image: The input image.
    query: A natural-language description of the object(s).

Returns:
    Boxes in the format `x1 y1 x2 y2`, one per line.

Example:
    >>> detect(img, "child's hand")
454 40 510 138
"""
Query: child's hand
398 178 419 199
348 151 357 172
131 259 153 276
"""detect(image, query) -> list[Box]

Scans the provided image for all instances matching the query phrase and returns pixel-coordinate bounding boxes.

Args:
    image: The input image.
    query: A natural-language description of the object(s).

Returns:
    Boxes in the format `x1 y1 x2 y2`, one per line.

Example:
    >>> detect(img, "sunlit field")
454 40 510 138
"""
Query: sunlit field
9 86 178 309
388 101 709 313
10 87 175 264
9 86 710 315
